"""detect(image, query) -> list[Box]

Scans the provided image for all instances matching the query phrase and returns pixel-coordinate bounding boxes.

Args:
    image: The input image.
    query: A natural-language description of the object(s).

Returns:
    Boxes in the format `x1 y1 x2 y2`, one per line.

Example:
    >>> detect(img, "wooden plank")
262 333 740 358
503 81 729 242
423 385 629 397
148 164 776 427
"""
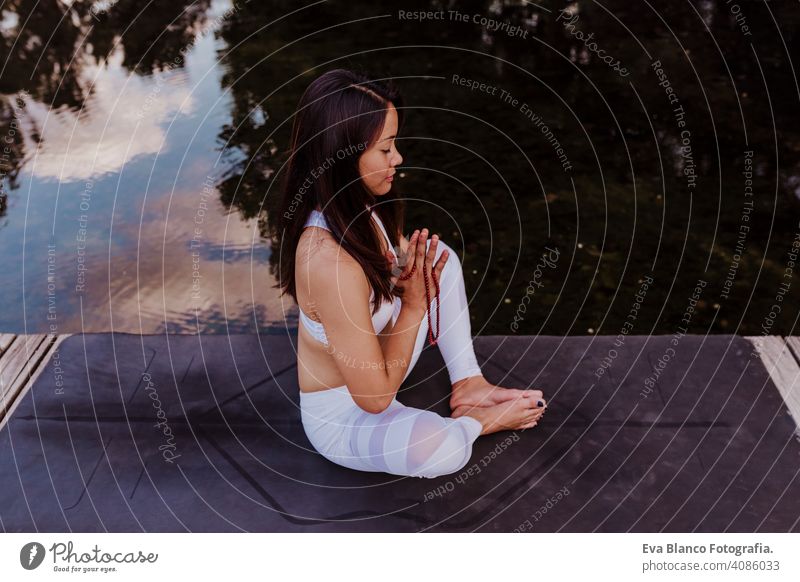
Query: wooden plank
746 336 800 440
785 336 800 366
0 334 48 421
0 335 47 392
0 334 15 355
0 335 71 431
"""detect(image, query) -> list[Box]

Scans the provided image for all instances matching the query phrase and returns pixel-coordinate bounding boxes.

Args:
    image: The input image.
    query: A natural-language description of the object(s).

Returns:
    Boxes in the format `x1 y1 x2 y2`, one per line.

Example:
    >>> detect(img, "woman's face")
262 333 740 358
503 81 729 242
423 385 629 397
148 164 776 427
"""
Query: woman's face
358 103 402 196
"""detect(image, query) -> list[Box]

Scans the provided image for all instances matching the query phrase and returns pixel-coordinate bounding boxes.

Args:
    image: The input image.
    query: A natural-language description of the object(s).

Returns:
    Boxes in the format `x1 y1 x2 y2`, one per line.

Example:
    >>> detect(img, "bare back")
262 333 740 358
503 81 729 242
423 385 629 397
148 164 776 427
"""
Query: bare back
295 226 394 393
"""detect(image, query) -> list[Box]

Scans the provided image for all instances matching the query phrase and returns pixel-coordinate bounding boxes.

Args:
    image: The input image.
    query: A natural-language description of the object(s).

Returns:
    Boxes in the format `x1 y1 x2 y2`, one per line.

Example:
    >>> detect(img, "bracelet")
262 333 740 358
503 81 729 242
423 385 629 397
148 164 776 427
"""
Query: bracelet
397 259 440 345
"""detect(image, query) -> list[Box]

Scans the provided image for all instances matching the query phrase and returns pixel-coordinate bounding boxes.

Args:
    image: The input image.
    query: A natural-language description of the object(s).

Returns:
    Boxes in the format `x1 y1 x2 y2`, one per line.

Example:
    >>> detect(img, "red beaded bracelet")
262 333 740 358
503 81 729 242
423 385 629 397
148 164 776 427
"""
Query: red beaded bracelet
398 260 440 345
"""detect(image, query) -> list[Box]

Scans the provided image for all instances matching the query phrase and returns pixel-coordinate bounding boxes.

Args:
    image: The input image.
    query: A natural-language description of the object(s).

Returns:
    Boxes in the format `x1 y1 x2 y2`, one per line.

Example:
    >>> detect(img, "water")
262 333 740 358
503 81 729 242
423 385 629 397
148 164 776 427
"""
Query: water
0 0 798 336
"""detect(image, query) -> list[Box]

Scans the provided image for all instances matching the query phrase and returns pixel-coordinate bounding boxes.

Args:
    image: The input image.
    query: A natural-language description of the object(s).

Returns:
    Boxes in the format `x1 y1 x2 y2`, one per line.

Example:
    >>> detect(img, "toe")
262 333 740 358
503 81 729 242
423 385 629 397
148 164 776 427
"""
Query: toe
525 398 545 410
496 388 529 401
530 408 544 419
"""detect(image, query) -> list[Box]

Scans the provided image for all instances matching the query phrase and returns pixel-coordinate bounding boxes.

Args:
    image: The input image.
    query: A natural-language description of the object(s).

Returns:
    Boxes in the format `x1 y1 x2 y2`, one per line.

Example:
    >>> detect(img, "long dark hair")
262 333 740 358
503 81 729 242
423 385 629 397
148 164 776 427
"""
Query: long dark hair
270 69 406 315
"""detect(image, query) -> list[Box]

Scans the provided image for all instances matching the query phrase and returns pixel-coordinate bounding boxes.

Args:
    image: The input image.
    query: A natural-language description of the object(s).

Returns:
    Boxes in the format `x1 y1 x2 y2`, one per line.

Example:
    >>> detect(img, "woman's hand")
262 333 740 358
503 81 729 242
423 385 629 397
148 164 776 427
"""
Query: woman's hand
385 228 448 314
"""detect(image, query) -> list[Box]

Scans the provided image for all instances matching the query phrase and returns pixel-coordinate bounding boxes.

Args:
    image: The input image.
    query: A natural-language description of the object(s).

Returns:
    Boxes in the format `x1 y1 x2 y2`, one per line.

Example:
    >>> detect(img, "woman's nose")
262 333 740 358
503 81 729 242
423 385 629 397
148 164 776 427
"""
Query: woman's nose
392 151 403 167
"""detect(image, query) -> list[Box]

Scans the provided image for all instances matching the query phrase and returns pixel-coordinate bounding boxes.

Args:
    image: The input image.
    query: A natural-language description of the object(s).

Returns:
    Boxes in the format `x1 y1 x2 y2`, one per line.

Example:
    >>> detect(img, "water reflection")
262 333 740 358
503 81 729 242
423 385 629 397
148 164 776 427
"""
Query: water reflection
0 0 798 336
16 53 197 181
0 0 268 334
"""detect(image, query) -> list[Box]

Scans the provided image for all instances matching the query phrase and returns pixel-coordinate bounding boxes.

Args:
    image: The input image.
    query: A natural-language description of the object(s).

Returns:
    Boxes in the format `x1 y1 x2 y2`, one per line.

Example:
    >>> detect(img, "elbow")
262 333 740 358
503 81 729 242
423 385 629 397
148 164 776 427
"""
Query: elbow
358 400 391 415
355 394 392 415
351 380 396 414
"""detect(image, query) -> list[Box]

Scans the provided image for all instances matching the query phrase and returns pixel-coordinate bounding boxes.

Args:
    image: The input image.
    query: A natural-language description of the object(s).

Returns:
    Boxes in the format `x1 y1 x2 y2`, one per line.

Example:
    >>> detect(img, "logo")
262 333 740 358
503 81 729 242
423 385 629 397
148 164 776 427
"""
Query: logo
20 542 46 570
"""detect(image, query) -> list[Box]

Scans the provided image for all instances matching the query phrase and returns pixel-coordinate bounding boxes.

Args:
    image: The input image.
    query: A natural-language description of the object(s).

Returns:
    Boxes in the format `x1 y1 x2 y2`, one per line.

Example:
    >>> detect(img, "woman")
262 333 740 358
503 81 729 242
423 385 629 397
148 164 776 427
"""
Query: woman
272 69 546 479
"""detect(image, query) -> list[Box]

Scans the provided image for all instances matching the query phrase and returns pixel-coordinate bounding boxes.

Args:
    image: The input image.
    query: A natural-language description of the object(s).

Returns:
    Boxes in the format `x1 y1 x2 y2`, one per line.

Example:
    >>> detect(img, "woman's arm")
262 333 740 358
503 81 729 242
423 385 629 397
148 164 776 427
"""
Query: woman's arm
377 301 426 395
310 246 424 414
377 319 392 350
377 230 411 348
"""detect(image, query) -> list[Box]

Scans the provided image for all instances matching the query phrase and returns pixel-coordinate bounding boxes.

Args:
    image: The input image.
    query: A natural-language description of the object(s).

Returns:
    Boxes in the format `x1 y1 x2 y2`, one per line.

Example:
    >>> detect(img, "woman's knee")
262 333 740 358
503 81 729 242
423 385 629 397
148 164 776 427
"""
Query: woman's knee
408 414 476 478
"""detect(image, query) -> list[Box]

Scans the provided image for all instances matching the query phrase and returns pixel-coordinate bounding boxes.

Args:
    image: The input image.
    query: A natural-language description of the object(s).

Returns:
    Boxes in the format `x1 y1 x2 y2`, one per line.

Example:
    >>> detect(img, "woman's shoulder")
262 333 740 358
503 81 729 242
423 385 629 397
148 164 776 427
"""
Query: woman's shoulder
296 228 364 285
297 248 370 315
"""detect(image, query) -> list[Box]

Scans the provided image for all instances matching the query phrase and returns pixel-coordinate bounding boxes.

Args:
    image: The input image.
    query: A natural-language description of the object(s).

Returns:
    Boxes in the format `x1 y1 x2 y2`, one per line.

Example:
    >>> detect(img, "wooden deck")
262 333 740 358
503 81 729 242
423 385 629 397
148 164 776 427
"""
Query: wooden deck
0 332 798 434
748 335 800 438
0 334 72 431
1 332 799 532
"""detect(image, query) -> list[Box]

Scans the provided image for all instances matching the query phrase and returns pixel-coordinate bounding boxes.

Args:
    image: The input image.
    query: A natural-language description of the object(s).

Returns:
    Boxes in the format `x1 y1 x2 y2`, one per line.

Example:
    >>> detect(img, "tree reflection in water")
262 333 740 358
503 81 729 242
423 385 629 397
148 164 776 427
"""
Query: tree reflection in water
0 0 797 335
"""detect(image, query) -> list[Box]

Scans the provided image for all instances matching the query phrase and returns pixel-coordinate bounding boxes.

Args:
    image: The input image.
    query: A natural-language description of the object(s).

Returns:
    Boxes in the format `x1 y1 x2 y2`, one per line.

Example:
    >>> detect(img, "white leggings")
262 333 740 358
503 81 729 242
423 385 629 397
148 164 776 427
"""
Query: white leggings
299 239 485 479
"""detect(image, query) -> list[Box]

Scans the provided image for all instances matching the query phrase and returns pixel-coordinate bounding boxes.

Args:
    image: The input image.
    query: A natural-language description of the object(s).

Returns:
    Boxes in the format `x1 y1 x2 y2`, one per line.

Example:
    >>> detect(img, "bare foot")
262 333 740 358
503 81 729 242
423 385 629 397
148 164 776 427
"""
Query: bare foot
450 375 544 411
453 395 546 436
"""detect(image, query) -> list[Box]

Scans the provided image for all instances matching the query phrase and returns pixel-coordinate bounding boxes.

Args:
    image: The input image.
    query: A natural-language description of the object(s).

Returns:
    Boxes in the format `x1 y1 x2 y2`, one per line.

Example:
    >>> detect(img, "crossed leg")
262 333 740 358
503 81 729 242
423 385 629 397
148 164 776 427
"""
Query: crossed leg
343 399 483 478
394 238 546 419
326 239 546 479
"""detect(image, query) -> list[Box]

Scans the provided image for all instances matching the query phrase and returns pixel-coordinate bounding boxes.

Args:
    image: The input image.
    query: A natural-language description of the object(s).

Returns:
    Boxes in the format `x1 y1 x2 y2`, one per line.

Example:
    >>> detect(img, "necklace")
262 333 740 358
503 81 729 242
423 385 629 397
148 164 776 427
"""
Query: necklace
398 259 440 345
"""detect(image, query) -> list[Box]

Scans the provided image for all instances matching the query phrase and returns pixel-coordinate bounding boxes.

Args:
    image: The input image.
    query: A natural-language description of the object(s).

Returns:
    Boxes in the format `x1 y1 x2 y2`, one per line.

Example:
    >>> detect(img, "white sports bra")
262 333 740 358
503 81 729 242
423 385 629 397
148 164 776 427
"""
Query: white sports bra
298 208 401 346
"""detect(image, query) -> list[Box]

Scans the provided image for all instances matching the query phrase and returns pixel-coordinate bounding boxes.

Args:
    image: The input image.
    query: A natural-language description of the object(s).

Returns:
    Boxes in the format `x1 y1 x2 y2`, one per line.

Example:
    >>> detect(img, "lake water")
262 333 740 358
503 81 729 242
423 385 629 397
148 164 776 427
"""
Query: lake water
0 0 798 336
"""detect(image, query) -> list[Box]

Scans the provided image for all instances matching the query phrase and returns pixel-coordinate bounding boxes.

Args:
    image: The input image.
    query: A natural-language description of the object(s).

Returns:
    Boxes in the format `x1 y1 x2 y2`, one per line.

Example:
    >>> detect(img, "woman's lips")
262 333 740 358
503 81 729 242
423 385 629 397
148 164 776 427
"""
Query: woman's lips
386 174 395 182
